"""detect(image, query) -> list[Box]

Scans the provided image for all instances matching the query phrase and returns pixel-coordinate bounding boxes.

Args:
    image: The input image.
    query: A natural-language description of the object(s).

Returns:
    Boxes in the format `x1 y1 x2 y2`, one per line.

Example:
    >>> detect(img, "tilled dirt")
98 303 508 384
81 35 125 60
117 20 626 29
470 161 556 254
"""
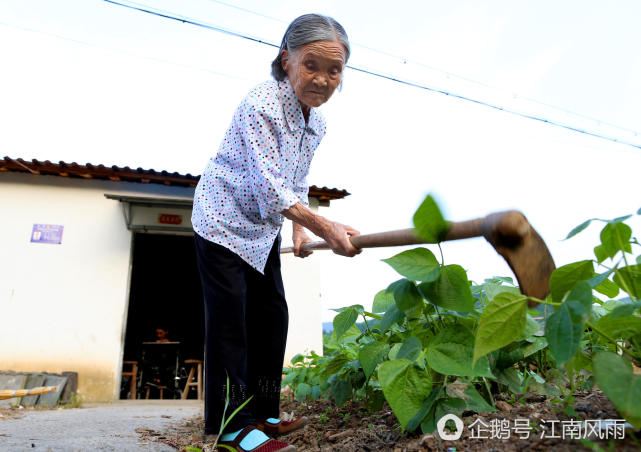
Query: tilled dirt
142 390 641 451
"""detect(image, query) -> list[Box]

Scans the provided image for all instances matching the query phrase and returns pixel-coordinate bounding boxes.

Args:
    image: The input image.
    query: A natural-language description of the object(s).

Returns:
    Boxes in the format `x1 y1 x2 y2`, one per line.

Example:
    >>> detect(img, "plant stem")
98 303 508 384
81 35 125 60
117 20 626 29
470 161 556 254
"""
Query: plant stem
482 377 495 408
362 315 373 336
613 236 639 301
433 305 444 328
587 322 641 360
527 296 561 307
437 243 445 266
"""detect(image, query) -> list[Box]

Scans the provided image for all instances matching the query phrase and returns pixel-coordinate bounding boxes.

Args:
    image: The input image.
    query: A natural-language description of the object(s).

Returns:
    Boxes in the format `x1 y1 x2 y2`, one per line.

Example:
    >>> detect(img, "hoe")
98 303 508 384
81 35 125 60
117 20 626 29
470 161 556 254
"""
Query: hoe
282 210 555 306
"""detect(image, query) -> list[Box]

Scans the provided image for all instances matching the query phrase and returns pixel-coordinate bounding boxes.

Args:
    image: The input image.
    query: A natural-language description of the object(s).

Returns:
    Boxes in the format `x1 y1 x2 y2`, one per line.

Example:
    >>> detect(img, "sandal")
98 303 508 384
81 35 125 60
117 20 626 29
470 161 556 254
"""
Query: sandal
255 417 308 436
216 425 296 452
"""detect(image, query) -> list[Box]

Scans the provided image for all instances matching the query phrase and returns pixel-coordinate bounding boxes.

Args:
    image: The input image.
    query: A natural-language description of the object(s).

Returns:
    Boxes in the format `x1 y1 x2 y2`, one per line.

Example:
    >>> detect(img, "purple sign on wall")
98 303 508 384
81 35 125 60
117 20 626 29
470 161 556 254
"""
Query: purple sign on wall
31 224 64 244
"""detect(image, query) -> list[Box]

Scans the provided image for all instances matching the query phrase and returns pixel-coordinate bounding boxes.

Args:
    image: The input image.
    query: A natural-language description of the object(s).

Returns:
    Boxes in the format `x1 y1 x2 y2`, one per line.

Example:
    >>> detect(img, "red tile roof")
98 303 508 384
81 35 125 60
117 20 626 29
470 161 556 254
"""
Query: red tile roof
0 157 350 201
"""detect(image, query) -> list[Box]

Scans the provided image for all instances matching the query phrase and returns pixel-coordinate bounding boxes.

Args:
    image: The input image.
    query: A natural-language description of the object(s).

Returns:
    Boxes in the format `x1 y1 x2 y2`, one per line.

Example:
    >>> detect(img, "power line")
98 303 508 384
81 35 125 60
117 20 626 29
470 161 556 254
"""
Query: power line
103 0 279 48
204 0 639 137
99 0 639 150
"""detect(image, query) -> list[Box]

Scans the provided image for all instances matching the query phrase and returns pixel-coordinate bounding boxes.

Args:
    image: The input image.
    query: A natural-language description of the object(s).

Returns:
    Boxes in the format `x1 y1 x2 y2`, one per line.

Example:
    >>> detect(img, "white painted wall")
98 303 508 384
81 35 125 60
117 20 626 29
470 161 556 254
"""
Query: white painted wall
280 197 324 366
0 172 326 400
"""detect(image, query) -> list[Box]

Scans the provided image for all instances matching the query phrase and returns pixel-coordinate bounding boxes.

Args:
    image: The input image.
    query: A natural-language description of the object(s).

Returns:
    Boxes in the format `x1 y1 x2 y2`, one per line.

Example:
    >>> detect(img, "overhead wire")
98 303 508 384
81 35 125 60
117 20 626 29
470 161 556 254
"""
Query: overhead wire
94 0 639 150
204 0 639 137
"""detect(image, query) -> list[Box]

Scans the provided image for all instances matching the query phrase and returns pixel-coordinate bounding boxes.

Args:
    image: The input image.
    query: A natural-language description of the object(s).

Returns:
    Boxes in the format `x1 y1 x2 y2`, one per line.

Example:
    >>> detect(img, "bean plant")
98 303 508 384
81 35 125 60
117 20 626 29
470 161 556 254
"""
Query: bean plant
282 196 641 433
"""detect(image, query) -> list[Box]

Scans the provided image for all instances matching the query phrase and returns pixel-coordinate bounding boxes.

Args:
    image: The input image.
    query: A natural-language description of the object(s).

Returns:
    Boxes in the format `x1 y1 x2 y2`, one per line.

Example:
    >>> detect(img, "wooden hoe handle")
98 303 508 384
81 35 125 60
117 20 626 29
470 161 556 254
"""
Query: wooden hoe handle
281 210 555 303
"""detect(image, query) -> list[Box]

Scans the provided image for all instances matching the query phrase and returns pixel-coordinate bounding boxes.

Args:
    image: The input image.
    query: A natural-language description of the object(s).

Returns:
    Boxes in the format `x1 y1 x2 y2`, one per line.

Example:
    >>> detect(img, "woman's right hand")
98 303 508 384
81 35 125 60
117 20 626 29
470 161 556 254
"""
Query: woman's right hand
323 221 362 257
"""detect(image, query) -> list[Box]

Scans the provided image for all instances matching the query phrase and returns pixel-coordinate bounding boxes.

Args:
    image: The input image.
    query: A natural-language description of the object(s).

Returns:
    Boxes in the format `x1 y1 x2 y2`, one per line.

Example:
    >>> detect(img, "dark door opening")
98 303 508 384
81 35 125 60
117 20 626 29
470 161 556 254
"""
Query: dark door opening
121 233 204 399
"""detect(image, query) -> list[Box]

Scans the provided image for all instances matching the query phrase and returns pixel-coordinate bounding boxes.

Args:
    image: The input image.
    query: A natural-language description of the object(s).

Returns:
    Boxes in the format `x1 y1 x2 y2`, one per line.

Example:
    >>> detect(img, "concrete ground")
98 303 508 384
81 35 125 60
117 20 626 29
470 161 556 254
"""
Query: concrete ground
0 400 202 452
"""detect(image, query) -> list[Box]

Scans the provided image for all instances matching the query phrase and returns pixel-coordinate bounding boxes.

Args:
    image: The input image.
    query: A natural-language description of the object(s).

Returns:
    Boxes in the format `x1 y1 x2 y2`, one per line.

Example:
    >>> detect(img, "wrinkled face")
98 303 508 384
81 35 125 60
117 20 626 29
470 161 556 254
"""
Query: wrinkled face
281 40 346 112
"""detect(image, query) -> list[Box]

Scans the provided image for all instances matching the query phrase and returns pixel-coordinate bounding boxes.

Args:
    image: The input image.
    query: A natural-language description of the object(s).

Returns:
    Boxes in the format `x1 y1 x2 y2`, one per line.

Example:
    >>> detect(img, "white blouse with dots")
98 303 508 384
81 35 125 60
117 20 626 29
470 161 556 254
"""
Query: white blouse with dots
192 78 327 274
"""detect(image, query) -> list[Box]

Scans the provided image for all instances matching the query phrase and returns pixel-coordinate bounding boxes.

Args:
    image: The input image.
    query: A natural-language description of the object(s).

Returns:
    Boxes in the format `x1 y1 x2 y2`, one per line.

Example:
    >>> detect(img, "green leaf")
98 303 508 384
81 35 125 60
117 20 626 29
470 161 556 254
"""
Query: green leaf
312 385 322 400
372 289 395 313
482 284 521 301
420 404 438 434
382 248 441 282
359 341 390 378
545 301 588 365
412 194 450 243
365 386 385 412
594 278 620 298
290 354 304 365
473 293 527 363
595 314 641 339
611 214 633 224
464 385 495 413
397 337 422 361
593 351 641 428
329 376 352 407
490 276 515 285
418 264 476 313
434 397 466 424
333 308 358 339
517 314 542 340
609 302 641 318
390 279 424 313
446 380 496 413
427 326 492 377
324 354 350 376
379 304 405 332
214 446 236 452
521 337 548 358
406 387 441 432
566 281 594 311
294 383 311 401
378 359 433 430
388 343 402 361
588 267 615 288
549 260 594 302
495 367 524 394
600 222 632 259
564 219 593 240
614 265 641 298
594 244 609 263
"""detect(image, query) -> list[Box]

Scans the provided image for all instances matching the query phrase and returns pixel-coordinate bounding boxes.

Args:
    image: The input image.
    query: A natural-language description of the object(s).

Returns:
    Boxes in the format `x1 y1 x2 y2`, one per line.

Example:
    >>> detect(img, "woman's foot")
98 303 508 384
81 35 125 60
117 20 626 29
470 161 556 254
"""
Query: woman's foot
217 425 296 451
254 417 308 436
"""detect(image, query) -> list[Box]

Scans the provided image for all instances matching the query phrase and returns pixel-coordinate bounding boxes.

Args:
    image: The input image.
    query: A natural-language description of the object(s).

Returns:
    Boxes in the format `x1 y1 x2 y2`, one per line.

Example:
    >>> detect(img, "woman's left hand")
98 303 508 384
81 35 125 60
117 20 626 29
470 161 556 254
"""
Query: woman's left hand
293 223 314 258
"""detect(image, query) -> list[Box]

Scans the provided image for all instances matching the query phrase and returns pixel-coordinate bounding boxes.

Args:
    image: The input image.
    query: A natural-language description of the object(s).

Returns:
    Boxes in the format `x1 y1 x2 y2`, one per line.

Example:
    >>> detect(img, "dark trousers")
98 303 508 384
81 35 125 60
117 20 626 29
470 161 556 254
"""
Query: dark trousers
194 233 288 434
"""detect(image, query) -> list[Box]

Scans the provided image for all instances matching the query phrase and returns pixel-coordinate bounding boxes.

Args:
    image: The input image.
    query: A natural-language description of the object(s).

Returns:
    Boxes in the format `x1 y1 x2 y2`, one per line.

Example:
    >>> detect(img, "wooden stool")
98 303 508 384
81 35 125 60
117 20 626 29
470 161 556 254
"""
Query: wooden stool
122 361 138 400
181 359 203 400
144 384 167 399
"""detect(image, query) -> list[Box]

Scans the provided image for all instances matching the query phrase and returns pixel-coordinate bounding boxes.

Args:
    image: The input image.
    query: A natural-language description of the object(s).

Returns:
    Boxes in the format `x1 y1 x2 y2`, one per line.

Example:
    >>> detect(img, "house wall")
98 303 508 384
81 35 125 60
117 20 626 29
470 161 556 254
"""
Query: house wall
280 197 323 365
0 172 324 401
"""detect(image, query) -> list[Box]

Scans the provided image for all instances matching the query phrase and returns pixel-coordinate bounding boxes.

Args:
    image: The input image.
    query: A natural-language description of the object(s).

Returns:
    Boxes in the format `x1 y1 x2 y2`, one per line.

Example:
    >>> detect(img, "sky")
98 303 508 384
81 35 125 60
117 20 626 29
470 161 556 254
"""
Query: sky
1 0 640 321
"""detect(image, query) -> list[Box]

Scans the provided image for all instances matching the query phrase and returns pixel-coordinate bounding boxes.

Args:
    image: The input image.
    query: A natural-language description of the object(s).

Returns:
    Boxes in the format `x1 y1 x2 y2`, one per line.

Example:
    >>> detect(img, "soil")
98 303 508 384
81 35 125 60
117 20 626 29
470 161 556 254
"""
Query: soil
139 390 641 451
0 406 27 421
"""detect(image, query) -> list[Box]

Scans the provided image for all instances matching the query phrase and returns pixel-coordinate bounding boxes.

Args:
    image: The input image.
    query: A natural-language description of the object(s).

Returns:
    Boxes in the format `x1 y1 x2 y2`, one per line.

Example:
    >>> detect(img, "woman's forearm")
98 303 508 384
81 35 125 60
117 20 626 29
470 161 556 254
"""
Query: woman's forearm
283 202 361 257
282 202 330 238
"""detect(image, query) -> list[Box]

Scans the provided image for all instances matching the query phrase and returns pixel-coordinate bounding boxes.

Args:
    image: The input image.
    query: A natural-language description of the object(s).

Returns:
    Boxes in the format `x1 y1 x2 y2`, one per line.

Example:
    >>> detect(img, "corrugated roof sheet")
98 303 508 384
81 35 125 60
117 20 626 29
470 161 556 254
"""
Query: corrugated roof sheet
0 156 350 201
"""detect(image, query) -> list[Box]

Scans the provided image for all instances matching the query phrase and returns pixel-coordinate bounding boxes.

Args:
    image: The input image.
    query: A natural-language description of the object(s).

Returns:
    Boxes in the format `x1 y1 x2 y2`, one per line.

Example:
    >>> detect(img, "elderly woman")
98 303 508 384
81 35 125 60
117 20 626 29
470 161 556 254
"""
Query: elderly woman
192 13 359 452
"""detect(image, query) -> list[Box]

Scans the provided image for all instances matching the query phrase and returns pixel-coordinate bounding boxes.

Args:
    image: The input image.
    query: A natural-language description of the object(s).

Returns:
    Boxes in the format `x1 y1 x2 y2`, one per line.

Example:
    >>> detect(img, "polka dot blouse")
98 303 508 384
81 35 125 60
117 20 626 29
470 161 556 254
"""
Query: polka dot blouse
192 78 327 274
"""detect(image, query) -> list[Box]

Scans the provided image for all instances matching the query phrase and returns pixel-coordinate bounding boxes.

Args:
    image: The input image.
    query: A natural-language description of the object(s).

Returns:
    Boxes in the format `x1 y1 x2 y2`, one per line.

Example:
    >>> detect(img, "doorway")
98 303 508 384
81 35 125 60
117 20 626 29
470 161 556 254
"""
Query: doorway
121 233 204 399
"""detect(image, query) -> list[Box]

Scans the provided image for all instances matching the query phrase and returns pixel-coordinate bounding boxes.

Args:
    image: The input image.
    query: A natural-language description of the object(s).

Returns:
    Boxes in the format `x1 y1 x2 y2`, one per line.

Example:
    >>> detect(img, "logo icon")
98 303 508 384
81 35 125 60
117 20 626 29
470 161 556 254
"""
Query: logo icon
436 414 464 440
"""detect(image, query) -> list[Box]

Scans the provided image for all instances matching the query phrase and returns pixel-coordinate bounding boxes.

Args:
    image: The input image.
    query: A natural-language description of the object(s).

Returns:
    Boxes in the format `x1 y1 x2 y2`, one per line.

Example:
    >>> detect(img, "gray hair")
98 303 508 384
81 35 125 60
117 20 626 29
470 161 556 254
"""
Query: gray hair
271 14 350 81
